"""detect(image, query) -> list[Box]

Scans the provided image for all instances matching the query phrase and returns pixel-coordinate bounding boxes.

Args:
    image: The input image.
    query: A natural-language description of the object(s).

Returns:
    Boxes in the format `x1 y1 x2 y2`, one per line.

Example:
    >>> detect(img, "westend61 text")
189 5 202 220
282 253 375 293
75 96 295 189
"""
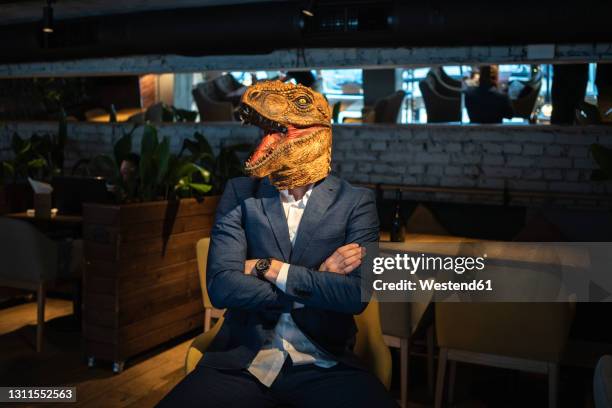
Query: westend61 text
373 279 493 292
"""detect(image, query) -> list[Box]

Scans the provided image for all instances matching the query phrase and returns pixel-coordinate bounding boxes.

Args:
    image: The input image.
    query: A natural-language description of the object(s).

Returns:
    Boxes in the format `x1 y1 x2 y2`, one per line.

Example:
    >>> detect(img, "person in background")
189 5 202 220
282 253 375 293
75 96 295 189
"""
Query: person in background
465 65 514 124
551 64 589 124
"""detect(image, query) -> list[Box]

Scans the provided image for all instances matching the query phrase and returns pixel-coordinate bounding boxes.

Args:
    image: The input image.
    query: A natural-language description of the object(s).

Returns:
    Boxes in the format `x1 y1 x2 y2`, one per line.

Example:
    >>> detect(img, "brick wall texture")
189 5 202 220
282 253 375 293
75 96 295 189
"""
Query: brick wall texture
2 122 611 208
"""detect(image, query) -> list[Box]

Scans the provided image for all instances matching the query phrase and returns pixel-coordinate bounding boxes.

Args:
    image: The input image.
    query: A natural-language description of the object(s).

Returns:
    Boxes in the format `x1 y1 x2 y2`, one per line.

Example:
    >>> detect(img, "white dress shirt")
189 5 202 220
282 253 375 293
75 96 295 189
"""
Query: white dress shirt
247 185 336 387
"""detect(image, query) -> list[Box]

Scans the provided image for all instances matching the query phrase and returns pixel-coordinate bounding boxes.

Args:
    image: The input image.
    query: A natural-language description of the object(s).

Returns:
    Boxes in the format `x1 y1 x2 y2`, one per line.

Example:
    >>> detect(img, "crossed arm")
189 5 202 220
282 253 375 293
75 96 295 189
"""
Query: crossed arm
206 180 379 315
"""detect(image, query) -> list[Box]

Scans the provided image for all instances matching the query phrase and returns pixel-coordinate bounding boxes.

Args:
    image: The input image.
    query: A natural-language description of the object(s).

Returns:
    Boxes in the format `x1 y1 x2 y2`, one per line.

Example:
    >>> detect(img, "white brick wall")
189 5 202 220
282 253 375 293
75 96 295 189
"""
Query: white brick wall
2 121 612 207
2 44 610 78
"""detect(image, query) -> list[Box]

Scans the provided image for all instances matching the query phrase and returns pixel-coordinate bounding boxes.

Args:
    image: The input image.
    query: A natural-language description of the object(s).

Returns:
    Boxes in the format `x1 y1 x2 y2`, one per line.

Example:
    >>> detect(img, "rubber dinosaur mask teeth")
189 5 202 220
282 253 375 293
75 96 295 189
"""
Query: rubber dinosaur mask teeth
240 80 332 190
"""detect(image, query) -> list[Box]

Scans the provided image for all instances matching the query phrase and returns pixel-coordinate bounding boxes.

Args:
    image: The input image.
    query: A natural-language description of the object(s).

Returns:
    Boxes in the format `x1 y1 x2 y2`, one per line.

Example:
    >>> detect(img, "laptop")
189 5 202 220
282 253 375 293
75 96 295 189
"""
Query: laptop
52 176 110 215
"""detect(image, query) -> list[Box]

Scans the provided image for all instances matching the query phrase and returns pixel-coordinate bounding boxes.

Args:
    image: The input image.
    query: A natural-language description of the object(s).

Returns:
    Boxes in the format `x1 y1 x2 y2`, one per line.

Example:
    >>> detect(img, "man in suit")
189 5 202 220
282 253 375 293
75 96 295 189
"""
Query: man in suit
158 81 397 407
465 65 514 124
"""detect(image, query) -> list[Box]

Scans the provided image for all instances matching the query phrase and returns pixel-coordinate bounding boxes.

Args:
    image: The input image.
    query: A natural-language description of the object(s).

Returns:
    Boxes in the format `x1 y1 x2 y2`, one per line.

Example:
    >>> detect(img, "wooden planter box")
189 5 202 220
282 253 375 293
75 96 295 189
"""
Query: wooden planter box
82 196 219 372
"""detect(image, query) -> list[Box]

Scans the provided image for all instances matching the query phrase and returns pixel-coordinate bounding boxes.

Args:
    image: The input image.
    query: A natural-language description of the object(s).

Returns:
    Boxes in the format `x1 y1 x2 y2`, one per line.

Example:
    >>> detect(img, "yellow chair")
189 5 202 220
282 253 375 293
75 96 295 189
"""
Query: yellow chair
195 238 224 331
434 242 576 408
186 238 392 391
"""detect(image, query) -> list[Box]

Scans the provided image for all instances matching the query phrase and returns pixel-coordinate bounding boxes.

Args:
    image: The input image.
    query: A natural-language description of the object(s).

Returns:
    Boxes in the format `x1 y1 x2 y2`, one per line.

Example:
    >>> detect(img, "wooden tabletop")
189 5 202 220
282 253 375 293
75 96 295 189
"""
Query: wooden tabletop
5 212 83 224
379 231 481 243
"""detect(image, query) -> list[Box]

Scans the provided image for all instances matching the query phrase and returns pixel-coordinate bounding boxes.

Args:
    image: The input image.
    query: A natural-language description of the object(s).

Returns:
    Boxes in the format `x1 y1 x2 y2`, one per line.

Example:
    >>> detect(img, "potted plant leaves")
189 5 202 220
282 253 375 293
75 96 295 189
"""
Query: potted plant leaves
80 124 247 373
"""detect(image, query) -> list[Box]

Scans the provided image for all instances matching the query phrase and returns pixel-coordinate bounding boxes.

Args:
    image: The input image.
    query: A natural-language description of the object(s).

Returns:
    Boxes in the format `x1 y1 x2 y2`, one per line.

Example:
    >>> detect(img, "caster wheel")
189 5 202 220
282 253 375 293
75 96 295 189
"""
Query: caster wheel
112 361 125 374
87 356 95 368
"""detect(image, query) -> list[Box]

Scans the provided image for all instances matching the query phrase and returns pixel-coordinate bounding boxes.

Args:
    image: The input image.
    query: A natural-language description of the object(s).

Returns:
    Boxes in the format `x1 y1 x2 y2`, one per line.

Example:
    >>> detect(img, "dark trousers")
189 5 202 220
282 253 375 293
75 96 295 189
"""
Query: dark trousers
157 359 398 408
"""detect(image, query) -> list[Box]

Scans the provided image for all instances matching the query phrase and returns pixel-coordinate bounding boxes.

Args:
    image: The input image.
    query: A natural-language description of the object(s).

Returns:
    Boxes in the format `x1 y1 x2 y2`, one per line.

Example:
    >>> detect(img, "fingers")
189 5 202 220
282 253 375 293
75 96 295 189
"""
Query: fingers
342 256 362 273
321 244 367 275
341 252 362 268
336 243 359 256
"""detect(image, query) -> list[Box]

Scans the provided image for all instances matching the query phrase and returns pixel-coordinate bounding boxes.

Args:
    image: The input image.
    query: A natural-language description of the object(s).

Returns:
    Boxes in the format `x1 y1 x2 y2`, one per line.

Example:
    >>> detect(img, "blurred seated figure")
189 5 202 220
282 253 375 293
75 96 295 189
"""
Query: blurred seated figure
465 65 514 124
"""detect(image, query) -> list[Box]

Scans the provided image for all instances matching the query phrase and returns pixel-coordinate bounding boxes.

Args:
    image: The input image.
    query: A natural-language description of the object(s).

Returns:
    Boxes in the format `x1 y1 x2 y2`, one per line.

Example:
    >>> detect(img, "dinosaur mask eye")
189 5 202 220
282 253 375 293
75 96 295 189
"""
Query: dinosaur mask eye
294 95 312 109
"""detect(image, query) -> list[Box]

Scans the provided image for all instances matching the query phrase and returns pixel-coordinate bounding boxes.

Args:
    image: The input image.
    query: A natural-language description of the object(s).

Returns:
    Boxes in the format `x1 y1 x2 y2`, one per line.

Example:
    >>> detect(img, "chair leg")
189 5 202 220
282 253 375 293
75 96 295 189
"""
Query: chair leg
400 337 410 408
448 360 457 405
548 362 559 408
427 325 435 396
435 348 448 408
36 283 46 352
204 308 211 332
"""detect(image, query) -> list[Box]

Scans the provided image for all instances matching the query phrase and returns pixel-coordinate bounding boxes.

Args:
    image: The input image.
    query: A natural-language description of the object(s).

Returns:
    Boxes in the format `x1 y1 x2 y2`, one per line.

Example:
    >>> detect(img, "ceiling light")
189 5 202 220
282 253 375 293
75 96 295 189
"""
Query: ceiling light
302 0 315 17
42 0 56 33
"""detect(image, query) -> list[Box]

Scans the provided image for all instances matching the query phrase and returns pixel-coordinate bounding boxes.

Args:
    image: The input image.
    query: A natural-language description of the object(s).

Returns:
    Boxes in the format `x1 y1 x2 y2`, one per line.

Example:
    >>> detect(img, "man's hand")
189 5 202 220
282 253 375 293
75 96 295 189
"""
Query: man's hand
244 259 258 275
319 243 366 275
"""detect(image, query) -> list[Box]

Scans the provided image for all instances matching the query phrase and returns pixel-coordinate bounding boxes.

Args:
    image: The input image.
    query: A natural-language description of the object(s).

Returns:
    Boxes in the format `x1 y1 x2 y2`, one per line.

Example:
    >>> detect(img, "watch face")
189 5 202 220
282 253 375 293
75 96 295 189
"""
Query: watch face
255 258 271 278
256 258 271 272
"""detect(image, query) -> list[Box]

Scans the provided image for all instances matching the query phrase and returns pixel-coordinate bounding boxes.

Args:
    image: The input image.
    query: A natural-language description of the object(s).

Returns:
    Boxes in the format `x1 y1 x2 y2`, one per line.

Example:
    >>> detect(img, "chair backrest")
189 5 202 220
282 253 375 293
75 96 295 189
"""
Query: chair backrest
428 70 461 98
0 217 58 285
192 83 235 122
511 79 542 119
436 242 574 362
196 237 213 309
434 66 463 90
213 74 242 97
145 102 164 123
373 90 406 124
354 297 393 390
419 76 462 123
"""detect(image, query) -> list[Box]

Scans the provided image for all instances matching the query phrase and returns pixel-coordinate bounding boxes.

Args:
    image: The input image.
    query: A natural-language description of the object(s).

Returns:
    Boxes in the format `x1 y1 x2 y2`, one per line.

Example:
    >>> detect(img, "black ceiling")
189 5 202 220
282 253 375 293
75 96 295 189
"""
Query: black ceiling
1 0 611 64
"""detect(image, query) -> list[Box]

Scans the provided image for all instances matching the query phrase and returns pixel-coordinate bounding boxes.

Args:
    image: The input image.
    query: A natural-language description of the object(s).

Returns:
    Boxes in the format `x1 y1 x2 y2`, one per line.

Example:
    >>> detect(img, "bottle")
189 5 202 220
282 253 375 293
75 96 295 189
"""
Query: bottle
109 104 117 123
390 189 405 242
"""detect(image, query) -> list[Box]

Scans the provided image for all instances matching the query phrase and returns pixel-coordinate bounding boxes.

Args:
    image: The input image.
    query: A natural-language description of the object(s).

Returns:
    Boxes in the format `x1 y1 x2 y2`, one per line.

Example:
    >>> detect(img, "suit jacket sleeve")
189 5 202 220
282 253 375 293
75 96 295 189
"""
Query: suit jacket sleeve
284 188 379 314
206 179 292 312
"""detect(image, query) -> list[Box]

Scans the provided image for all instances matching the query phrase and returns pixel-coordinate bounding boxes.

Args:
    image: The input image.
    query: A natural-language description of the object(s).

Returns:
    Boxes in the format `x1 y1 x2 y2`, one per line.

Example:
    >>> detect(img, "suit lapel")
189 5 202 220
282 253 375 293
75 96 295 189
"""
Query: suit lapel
291 176 340 264
259 178 292 262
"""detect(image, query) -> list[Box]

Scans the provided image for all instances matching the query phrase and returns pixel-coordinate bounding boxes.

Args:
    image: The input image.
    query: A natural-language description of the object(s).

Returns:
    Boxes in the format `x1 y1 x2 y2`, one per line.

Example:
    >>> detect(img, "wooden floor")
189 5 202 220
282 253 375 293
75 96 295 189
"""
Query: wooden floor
0 296 596 408
0 297 189 408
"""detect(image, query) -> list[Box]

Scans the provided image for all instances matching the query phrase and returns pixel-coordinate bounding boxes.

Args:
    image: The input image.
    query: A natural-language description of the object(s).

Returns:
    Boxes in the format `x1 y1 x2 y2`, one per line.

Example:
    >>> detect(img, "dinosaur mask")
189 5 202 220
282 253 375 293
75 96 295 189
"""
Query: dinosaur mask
239 81 332 190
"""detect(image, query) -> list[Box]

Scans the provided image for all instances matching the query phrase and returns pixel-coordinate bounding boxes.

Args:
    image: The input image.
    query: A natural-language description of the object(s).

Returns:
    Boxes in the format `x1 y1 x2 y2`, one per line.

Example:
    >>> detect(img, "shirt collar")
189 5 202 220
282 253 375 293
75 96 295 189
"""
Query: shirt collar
279 184 314 206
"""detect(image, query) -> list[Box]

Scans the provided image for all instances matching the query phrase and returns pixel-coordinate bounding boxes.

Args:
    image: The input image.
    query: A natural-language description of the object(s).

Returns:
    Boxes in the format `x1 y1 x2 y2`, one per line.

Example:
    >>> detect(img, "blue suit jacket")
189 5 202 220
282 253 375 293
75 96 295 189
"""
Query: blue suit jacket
201 175 379 370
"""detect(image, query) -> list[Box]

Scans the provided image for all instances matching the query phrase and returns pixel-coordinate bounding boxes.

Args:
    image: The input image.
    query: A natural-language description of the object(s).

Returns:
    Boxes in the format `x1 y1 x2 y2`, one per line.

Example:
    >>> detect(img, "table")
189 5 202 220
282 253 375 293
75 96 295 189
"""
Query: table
379 231 481 243
5 212 83 239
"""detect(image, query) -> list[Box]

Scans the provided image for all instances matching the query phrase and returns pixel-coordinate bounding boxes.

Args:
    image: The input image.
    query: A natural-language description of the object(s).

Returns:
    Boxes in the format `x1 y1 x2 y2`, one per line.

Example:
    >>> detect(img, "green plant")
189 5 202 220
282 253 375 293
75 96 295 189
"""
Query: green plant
1 111 68 185
84 124 212 202
2 133 48 184
180 131 251 194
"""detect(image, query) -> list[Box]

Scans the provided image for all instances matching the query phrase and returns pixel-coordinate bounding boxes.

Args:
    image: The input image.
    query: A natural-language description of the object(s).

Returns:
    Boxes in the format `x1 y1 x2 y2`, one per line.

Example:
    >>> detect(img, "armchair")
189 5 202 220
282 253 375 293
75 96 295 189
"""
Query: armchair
0 217 59 351
192 81 236 122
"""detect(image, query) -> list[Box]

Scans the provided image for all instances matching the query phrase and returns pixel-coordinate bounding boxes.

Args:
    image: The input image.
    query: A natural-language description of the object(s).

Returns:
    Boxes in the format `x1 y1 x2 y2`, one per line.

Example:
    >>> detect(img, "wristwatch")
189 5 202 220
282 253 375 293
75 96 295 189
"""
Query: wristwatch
254 258 272 279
